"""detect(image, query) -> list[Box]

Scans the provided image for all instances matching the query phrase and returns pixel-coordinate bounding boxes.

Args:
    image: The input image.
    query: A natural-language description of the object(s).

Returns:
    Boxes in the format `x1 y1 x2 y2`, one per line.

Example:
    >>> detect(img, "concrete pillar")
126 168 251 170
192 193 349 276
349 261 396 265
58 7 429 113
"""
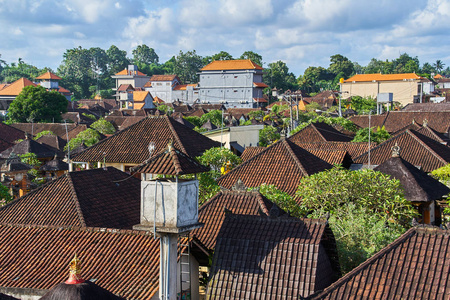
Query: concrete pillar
190 255 200 300
160 233 178 300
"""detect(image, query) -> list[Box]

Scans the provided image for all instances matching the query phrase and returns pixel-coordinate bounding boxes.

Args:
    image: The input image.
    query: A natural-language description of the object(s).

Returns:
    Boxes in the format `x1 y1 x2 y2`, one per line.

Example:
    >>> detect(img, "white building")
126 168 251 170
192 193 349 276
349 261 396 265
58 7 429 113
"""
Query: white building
198 60 268 108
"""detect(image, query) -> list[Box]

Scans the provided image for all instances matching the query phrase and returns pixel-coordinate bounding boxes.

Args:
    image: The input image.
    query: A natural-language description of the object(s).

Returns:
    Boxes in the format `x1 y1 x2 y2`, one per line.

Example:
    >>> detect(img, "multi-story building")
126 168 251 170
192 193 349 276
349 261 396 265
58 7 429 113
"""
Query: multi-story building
144 75 199 103
198 60 268 108
341 73 434 107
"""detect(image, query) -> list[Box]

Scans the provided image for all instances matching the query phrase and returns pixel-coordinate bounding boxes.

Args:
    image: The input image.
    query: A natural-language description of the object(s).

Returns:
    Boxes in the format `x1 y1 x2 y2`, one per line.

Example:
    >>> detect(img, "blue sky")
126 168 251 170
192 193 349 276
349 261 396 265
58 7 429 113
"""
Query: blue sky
1 0 450 76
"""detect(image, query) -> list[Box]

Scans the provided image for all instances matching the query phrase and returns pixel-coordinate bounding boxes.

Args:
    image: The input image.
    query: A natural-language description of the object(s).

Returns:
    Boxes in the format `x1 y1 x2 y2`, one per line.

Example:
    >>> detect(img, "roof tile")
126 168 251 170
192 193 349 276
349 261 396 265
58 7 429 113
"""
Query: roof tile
201 59 263 71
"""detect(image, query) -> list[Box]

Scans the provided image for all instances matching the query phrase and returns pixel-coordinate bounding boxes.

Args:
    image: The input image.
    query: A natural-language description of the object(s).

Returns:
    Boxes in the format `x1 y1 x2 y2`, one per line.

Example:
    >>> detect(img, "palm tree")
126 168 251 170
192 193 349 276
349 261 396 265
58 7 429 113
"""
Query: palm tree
434 60 445 73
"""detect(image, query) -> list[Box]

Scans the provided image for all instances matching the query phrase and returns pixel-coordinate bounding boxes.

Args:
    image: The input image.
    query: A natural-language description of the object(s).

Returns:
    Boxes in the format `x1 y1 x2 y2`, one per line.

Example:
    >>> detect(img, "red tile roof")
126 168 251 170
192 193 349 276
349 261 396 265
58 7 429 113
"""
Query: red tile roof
0 137 61 159
217 139 332 195
0 138 13 153
36 71 62 80
353 130 450 172
240 146 266 161
309 227 450 299
201 59 263 71
289 122 353 143
117 84 134 92
344 73 423 83
133 143 209 175
0 224 159 299
0 167 140 229
36 134 67 152
72 116 220 164
207 214 340 299
192 189 281 251
0 78 36 96
10 123 80 138
253 82 268 88
253 97 268 103
402 102 450 112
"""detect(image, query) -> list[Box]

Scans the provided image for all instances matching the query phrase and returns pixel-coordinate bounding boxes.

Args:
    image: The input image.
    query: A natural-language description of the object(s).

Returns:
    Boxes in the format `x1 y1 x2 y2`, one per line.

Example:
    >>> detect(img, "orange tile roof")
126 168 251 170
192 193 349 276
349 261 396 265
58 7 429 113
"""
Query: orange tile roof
114 68 147 76
344 73 423 83
434 74 443 79
201 59 263 71
153 96 164 104
0 78 37 96
57 86 71 94
36 71 62 80
253 82 268 88
133 91 151 102
0 83 8 91
149 74 180 82
173 84 187 91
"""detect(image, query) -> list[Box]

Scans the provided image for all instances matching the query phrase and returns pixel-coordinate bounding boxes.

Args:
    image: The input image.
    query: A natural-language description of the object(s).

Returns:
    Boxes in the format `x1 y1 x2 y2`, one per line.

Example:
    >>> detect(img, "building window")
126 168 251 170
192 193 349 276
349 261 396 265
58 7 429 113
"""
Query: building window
166 83 170 86
234 90 238 92
234 76 238 78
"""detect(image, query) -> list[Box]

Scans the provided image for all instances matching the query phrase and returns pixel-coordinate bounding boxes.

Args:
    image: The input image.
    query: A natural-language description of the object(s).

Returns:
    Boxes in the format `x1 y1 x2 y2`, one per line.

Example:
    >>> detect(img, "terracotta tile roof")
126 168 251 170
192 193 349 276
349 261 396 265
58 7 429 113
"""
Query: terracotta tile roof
201 119 217 130
289 122 353 143
253 82 268 88
402 102 450 112
267 100 290 109
117 115 146 129
309 226 450 300
0 123 25 143
0 137 61 159
417 126 450 145
306 149 352 167
36 71 61 80
64 124 88 140
217 139 332 195
56 86 71 94
133 91 151 102
10 123 79 138
0 167 140 228
184 108 207 117
192 189 284 251
173 104 192 113
374 156 450 202
117 84 134 92
240 146 266 161
353 130 450 172
201 59 263 71
207 214 341 299
253 97 268 103
114 68 147 76
287 141 374 160
73 116 220 164
149 74 180 82
308 90 338 108
0 78 36 96
350 111 450 134
36 134 67 152
0 224 159 299
133 143 209 175
0 83 8 91
173 84 187 91
344 73 423 83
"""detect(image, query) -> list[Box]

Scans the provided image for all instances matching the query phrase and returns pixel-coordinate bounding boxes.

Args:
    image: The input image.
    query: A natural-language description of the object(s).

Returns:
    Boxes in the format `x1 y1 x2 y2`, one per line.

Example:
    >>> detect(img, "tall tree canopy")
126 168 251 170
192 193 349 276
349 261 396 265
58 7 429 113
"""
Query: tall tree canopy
173 50 204 83
106 45 130 74
132 44 159 65
8 85 68 123
263 60 298 92
328 54 354 79
239 51 263 66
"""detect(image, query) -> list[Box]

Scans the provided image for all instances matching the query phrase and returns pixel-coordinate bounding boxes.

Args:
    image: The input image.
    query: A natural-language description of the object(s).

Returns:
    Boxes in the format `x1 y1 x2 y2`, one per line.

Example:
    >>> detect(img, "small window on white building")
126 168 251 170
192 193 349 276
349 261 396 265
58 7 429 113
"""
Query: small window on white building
234 76 238 78
234 90 238 92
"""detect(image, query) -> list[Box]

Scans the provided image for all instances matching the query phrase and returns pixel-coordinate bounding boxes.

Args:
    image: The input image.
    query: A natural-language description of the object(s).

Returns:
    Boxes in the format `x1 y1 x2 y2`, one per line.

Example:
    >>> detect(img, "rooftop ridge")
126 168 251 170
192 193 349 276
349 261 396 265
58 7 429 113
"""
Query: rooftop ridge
283 139 309 175
407 129 448 165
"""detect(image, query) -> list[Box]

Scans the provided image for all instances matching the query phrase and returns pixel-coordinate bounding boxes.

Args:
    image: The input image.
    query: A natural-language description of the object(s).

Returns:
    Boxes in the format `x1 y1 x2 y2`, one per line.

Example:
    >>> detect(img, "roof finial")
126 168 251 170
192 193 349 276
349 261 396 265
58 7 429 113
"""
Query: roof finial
391 142 400 158
412 118 415 125
423 118 428 127
167 139 174 151
65 254 85 284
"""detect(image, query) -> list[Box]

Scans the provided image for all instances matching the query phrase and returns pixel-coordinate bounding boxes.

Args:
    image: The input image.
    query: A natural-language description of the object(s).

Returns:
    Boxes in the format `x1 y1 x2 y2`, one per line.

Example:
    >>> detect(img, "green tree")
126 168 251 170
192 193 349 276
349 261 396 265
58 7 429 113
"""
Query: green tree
183 116 203 128
106 45 130 75
0 58 44 82
200 110 224 127
90 118 116 135
19 152 42 183
264 60 298 92
352 126 390 144
296 166 416 273
64 128 101 151
173 50 204 83
256 184 303 217
421 62 436 75
0 183 12 207
365 58 394 74
8 85 68 123
393 53 419 74
132 44 159 65
431 164 450 186
297 66 329 92
211 51 233 61
346 96 376 113
247 110 265 121
259 126 280 147
328 54 354 79
239 51 263 66
197 147 241 175
434 60 445 73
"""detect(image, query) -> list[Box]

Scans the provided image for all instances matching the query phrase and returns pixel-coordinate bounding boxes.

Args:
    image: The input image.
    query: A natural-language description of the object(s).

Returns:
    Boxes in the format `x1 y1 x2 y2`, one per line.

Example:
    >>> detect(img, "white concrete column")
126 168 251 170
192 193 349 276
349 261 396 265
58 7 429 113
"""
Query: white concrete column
160 233 178 300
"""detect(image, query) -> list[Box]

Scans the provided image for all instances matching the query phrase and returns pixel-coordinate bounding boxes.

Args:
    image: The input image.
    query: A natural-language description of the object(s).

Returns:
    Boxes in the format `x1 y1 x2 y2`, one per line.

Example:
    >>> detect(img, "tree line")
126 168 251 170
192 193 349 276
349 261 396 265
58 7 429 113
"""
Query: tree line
0 48 448 100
